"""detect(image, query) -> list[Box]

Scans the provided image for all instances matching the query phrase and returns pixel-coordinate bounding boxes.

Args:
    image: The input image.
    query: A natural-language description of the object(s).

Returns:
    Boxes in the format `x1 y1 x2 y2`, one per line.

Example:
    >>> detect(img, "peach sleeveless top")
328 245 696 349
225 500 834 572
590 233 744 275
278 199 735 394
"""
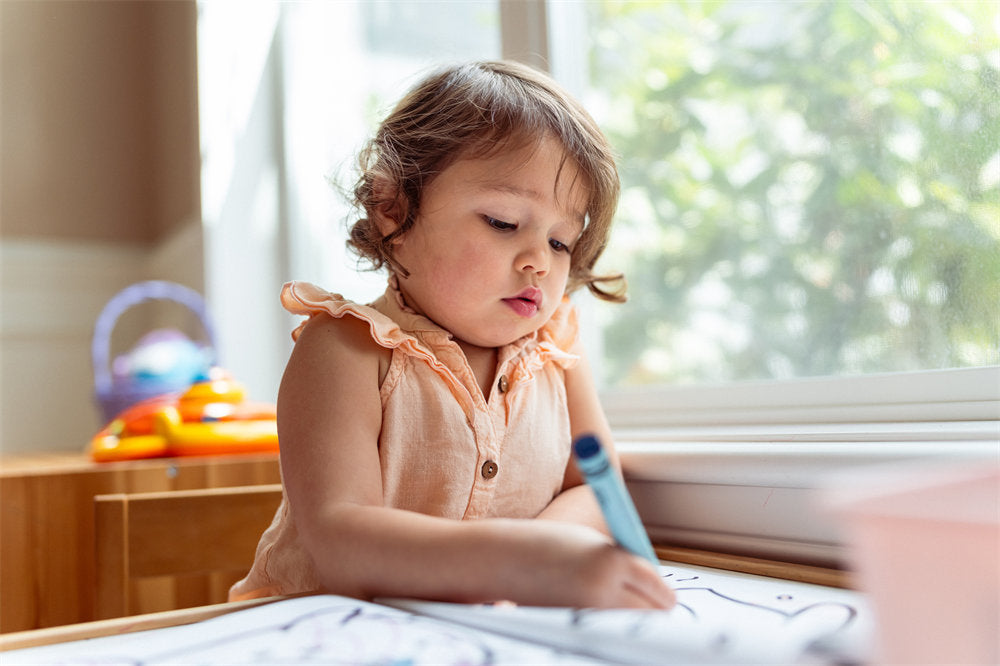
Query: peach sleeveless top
229 280 580 600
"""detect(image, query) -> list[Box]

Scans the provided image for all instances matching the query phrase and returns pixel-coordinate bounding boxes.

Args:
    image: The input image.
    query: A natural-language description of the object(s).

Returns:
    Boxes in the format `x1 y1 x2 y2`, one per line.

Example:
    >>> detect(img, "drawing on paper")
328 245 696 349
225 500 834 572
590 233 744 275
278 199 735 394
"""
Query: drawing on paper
6 564 870 666
566 568 864 661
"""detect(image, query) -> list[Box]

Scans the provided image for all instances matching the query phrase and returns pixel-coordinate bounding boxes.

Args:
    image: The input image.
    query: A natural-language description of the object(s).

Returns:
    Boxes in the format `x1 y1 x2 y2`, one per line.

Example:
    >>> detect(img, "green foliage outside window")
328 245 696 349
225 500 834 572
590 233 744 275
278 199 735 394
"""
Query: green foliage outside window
586 0 999 386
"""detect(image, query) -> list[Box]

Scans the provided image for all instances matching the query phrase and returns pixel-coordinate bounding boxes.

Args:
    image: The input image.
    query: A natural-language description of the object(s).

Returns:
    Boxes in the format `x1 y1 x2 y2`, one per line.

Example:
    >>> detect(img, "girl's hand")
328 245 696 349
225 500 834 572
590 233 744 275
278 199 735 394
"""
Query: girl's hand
483 519 676 610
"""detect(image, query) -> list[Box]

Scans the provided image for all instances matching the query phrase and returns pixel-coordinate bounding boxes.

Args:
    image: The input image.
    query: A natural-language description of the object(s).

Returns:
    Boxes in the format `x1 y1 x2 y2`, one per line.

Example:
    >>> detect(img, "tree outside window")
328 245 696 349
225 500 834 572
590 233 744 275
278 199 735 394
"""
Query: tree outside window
583 1 999 387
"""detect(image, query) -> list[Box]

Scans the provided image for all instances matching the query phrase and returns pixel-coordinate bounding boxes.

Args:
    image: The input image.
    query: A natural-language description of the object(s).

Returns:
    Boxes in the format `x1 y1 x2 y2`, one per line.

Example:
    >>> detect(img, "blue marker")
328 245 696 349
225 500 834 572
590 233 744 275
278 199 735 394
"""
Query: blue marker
573 434 659 566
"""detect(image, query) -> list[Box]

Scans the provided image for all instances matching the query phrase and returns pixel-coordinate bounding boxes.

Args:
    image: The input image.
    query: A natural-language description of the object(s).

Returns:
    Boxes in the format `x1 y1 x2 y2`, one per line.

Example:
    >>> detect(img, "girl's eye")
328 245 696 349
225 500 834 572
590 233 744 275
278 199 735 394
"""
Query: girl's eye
485 216 516 231
549 238 570 253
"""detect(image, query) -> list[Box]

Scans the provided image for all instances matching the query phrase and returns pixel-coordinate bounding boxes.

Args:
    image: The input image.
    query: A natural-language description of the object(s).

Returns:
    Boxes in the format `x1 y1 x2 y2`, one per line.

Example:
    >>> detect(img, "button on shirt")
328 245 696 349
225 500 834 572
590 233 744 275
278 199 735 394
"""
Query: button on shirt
229 279 580 601
481 460 499 479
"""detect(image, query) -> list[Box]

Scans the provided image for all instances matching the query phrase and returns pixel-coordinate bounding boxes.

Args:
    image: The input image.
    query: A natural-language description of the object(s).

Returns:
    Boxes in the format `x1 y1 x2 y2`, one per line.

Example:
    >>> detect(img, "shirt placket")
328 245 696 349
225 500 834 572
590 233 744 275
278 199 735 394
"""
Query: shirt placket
462 354 522 519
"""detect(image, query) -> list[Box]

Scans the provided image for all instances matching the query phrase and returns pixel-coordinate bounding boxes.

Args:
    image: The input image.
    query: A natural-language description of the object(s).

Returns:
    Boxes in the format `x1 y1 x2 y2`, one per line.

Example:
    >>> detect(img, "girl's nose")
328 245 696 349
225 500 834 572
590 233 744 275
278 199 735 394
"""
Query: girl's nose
516 239 550 275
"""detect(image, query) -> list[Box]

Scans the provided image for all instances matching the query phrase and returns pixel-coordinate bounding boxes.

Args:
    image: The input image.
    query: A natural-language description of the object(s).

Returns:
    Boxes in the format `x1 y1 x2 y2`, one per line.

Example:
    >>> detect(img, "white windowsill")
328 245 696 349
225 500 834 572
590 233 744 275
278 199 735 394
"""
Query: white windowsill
618 434 999 568
608 367 1000 567
618 436 999 487
601 366 1000 428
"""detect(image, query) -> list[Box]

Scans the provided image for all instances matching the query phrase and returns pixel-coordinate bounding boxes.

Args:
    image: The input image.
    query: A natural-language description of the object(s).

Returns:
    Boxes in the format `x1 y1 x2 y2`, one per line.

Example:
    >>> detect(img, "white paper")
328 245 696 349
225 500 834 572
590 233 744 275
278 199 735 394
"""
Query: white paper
389 562 873 664
4 563 872 665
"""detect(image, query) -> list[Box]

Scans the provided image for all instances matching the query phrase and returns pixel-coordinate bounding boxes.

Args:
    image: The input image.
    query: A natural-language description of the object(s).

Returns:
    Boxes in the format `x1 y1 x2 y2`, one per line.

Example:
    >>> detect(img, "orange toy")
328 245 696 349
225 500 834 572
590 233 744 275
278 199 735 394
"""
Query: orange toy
90 370 278 462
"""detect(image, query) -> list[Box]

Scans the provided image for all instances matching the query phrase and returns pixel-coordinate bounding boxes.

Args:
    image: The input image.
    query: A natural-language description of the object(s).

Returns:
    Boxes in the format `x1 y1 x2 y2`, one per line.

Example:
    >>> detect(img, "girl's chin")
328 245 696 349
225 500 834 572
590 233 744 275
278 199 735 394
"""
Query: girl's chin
453 328 533 351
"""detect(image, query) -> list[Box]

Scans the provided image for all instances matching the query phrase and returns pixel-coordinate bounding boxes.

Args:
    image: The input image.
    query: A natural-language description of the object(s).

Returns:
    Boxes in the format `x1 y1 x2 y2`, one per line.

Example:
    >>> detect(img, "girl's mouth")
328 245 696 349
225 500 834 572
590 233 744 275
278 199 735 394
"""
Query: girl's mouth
502 287 542 318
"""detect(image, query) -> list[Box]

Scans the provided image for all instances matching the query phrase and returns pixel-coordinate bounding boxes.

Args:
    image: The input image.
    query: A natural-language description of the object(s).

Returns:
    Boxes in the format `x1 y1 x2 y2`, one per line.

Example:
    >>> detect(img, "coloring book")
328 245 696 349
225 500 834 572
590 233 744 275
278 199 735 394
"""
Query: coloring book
4 562 872 665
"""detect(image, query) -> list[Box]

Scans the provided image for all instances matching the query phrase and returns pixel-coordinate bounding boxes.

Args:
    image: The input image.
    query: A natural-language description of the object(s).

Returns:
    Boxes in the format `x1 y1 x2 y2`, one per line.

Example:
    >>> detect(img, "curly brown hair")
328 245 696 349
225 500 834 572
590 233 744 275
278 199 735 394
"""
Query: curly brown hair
348 60 625 302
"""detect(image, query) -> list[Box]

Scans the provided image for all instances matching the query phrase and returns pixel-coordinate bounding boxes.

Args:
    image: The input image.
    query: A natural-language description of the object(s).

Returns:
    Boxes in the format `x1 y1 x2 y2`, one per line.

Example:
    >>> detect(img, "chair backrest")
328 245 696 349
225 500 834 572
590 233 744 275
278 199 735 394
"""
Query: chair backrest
94 483 283 619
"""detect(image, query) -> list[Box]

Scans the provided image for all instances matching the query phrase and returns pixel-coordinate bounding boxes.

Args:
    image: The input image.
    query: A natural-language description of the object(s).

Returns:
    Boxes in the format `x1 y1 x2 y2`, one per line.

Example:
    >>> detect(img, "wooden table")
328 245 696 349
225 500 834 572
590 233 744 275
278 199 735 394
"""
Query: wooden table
0 596 285 652
0 452 280 633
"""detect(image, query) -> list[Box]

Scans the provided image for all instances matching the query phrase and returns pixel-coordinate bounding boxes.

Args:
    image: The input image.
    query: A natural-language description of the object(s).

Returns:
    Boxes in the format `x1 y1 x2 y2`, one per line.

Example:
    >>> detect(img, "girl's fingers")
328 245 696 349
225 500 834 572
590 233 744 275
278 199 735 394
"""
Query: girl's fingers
621 569 676 609
624 577 676 609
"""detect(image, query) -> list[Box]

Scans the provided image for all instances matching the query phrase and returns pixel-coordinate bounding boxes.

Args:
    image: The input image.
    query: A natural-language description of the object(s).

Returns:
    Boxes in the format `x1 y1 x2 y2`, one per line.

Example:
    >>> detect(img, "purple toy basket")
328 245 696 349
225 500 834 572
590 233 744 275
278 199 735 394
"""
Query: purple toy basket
92 280 218 422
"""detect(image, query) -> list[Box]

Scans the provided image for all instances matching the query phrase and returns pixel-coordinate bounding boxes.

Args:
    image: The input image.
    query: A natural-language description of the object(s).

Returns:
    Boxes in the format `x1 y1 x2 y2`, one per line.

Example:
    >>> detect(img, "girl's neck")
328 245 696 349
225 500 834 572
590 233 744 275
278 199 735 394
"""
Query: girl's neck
391 278 500 399
456 340 499 401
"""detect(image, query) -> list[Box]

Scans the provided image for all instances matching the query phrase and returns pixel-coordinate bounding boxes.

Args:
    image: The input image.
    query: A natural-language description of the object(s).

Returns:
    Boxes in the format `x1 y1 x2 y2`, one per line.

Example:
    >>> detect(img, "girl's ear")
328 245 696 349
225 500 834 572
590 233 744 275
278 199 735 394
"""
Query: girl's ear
371 179 408 240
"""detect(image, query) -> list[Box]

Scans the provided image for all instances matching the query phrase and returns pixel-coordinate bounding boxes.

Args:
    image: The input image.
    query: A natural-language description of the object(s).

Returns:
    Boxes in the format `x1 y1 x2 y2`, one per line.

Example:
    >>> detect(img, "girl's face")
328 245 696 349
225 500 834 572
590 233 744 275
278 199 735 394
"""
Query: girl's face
390 136 588 351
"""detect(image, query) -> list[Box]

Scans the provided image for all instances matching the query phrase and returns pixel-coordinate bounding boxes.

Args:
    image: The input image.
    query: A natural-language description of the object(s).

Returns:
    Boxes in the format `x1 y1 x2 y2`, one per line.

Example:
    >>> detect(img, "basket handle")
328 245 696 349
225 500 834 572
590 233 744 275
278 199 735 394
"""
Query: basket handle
92 281 218 395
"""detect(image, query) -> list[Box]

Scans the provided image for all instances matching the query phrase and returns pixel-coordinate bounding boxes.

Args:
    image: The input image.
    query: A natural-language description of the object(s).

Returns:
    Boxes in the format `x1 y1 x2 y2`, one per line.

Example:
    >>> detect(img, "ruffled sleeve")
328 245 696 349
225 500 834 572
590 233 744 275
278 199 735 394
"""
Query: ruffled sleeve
281 281 457 373
280 281 412 348
537 296 581 360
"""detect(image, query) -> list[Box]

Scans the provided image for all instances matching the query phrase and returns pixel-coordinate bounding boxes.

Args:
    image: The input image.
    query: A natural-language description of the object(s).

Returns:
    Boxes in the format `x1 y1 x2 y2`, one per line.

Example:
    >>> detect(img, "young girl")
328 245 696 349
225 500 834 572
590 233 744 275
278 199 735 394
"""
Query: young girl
230 60 675 610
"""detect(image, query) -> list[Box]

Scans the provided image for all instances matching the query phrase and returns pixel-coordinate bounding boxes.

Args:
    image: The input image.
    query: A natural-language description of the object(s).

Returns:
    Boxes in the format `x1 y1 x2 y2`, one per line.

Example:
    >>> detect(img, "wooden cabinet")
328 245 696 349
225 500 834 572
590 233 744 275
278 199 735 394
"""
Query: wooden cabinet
0 453 280 633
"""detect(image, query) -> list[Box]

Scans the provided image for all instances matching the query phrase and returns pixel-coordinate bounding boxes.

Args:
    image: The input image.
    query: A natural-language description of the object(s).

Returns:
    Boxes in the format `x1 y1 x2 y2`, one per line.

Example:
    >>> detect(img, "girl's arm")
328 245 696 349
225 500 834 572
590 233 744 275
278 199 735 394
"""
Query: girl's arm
534 338 676 605
536 337 621 530
278 313 673 609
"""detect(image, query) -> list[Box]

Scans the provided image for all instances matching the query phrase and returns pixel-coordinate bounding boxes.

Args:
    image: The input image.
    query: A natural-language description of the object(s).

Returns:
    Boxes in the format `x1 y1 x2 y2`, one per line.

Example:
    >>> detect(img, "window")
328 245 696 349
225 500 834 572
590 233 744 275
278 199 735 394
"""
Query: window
552 1 999 391
200 0 997 422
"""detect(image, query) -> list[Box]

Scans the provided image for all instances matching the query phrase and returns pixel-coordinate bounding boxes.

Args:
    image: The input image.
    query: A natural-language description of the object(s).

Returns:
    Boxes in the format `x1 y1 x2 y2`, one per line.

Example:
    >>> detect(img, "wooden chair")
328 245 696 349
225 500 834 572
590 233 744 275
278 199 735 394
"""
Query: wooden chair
94 483 283 619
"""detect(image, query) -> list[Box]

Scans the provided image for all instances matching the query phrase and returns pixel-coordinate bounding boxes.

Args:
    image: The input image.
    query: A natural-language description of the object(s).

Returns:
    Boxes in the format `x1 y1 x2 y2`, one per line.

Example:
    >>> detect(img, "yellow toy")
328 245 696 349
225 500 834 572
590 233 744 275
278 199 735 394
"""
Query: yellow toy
90 370 278 462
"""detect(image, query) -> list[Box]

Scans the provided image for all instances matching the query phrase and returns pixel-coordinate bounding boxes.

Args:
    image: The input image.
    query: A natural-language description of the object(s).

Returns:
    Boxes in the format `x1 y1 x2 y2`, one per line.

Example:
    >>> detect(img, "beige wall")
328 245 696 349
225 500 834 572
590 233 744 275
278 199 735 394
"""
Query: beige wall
1 0 200 243
1 0 203 453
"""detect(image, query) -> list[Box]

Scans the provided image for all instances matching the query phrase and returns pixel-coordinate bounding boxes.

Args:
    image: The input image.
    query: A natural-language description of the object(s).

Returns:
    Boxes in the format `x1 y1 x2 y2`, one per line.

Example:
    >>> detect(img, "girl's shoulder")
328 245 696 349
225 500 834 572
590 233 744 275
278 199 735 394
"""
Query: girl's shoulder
281 281 394 383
